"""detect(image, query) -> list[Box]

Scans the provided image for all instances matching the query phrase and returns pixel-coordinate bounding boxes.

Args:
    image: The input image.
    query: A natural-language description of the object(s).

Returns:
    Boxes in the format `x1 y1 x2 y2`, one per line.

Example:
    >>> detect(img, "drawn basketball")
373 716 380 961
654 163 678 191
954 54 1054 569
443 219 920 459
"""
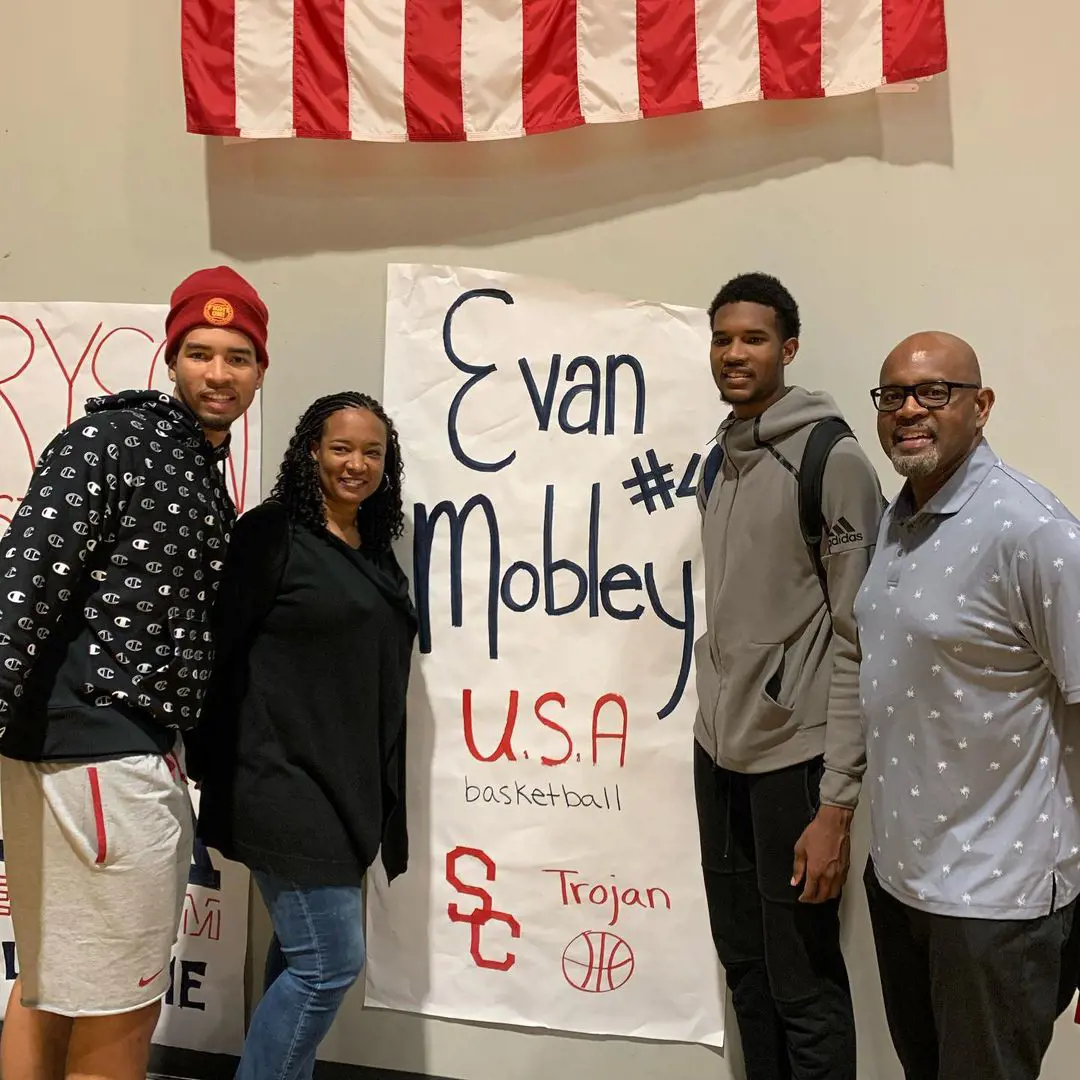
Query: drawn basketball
561 930 635 993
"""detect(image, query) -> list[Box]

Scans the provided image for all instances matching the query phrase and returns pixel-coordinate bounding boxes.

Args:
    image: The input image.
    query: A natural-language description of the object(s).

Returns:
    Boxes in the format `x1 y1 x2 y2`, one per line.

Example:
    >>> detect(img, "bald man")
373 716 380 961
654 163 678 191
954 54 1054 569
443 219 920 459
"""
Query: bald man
854 332 1080 1080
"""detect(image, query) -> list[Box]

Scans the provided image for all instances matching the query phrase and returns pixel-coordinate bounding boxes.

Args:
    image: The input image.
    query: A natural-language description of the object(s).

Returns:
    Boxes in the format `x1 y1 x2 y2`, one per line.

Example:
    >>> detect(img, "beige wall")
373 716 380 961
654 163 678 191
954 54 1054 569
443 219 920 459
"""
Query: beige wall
4 1 1080 1076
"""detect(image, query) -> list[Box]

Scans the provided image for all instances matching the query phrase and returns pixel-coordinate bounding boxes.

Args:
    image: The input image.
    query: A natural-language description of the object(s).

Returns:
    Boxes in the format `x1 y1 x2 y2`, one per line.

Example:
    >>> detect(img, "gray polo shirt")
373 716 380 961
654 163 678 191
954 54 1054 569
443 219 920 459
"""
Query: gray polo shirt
855 439 1080 919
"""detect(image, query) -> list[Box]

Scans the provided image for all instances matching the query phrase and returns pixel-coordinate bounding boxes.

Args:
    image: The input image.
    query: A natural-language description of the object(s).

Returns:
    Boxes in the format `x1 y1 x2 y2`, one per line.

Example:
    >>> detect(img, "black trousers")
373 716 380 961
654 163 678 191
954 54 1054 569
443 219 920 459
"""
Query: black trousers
694 742 856 1080
864 858 1080 1080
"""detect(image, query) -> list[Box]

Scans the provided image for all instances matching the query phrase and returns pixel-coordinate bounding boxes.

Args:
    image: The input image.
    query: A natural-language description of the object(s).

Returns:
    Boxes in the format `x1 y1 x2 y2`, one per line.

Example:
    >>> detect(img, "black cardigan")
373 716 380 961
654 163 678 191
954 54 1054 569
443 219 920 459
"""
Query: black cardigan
187 501 417 886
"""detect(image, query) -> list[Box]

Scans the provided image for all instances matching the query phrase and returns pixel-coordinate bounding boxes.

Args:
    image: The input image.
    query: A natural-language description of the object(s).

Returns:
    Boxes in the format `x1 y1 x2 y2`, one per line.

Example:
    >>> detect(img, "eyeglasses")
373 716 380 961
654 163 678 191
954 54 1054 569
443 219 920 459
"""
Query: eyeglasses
870 381 981 413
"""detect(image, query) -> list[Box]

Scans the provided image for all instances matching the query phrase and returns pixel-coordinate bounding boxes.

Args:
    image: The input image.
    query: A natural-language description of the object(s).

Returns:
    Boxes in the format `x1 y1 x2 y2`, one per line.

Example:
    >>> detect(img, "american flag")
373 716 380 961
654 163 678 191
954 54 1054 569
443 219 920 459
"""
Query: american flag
181 0 947 143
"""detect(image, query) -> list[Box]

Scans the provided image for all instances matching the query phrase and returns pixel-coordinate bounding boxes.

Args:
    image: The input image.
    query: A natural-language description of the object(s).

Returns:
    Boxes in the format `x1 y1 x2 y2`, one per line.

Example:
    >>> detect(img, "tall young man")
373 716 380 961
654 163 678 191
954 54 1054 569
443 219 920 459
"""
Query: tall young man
858 332 1080 1080
694 273 883 1079
0 267 268 1080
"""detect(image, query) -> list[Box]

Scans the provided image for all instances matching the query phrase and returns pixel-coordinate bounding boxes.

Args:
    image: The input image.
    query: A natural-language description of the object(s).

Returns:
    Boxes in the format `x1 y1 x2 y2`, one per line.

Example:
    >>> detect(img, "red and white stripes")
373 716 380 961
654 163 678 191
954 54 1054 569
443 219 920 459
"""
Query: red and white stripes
182 0 947 142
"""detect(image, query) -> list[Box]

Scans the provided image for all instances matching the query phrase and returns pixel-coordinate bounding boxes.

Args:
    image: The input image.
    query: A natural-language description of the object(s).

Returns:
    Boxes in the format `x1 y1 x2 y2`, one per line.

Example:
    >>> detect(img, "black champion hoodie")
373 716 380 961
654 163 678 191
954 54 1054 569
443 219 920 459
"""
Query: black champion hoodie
0 390 236 762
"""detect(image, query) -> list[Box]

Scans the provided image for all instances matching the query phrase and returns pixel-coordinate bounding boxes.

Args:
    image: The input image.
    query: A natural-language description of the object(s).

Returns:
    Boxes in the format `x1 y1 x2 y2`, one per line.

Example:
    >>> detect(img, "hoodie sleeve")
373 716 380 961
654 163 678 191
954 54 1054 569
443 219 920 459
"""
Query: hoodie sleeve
184 503 289 781
817 439 884 809
0 417 132 730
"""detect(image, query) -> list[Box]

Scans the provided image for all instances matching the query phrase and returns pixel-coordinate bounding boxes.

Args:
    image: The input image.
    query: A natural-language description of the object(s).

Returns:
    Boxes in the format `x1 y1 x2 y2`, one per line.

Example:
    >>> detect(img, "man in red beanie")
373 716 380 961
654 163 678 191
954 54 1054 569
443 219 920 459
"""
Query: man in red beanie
0 266 267 1080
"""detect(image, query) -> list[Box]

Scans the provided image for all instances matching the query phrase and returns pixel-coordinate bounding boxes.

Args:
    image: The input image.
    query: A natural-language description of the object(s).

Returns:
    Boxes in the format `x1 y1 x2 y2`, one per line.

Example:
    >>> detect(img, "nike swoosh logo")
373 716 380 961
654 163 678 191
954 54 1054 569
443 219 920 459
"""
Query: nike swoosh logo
138 967 165 988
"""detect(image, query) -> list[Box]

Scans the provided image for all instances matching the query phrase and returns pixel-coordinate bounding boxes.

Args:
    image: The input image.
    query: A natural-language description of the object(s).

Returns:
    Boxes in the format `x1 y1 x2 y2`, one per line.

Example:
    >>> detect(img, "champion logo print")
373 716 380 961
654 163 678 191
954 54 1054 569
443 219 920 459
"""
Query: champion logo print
0 397 237 736
828 516 864 547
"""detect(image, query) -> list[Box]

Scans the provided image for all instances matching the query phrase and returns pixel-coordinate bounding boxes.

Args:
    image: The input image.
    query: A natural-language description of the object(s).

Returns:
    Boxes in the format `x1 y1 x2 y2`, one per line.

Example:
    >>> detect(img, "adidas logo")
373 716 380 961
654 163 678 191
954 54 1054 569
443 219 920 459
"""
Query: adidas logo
828 516 863 546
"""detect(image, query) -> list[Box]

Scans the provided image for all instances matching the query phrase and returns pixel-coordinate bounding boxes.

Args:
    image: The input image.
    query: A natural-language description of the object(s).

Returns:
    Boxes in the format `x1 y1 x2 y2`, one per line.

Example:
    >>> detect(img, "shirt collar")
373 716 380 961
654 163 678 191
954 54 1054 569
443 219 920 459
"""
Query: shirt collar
893 438 998 523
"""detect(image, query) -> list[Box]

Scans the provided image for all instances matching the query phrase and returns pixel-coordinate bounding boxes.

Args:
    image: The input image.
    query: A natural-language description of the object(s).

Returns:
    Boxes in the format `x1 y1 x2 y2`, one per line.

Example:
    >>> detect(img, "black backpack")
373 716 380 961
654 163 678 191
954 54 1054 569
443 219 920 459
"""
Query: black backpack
700 416 854 611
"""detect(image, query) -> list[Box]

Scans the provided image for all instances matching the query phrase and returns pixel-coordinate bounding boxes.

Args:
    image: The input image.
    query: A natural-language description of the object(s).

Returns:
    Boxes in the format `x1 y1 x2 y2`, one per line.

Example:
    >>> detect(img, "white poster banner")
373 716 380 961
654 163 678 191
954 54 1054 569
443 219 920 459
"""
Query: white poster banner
365 264 726 1046
0 303 257 1055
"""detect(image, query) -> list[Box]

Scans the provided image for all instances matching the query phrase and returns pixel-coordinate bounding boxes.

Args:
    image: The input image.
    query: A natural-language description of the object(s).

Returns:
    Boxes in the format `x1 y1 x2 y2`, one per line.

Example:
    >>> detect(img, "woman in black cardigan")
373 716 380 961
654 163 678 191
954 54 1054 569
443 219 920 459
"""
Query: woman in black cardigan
188 391 417 1080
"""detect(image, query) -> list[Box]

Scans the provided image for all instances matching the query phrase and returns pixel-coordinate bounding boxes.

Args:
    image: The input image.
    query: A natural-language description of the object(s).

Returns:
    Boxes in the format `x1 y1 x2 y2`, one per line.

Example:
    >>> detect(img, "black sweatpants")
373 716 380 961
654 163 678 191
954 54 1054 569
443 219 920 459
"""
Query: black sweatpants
864 858 1080 1080
694 742 856 1080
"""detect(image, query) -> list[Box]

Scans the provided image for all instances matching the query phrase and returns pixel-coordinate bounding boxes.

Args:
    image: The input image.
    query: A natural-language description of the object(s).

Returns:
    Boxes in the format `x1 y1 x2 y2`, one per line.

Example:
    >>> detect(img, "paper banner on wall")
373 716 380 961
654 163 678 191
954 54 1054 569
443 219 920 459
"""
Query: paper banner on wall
0 303 258 1055
363 264 726 1046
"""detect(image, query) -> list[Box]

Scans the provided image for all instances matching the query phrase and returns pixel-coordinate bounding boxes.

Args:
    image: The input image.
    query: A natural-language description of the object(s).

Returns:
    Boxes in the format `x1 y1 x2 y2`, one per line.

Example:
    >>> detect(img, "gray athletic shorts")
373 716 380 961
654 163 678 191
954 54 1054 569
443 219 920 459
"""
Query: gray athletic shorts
0 740 193 1016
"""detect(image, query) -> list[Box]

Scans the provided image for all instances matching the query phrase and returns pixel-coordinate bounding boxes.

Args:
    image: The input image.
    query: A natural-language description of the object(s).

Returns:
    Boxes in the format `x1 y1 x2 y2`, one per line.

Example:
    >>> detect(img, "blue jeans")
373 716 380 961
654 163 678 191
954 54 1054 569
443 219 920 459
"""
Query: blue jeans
236 872 365 1080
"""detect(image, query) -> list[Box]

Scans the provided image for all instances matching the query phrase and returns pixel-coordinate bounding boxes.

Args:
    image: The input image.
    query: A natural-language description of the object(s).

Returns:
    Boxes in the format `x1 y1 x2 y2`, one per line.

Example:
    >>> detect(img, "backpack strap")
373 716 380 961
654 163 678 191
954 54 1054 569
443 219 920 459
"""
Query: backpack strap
701 442 724 503
797 417 855 611
701 419 859 613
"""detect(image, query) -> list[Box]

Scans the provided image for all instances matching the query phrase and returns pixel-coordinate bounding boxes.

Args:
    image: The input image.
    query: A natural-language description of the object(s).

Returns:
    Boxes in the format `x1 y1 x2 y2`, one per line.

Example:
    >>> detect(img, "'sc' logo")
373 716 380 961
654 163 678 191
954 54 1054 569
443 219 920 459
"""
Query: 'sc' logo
445 846 521 971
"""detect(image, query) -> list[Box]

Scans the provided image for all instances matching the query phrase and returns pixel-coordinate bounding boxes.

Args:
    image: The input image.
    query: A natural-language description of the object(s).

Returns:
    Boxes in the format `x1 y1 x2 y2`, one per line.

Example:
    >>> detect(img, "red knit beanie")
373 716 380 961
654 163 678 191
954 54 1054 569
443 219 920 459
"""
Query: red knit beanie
164 266 270 368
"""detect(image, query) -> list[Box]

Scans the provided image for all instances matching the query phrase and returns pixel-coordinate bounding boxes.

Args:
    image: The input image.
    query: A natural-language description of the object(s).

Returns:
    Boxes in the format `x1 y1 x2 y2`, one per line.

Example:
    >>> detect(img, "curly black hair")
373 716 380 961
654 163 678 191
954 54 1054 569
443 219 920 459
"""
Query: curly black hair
267 391 405 550
707 272 801 341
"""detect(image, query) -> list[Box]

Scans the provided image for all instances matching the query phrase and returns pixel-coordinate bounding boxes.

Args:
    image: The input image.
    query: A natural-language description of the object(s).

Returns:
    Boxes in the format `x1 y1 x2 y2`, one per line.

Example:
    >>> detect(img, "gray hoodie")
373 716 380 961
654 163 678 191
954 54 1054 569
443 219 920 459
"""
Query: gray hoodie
693 386 884 808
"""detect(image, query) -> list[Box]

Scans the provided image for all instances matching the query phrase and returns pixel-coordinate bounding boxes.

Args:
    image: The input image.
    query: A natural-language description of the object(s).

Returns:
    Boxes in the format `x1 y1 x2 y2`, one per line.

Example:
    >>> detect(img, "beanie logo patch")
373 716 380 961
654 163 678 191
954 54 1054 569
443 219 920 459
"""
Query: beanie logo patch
202 298 235 326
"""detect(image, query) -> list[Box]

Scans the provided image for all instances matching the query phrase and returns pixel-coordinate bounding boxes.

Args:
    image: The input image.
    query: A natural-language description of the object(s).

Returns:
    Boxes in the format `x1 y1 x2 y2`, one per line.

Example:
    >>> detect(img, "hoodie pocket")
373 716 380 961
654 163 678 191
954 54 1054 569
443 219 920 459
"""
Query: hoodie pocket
762 646 787 710
757 644 795 725
693 634 721 729
715 642 795 740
